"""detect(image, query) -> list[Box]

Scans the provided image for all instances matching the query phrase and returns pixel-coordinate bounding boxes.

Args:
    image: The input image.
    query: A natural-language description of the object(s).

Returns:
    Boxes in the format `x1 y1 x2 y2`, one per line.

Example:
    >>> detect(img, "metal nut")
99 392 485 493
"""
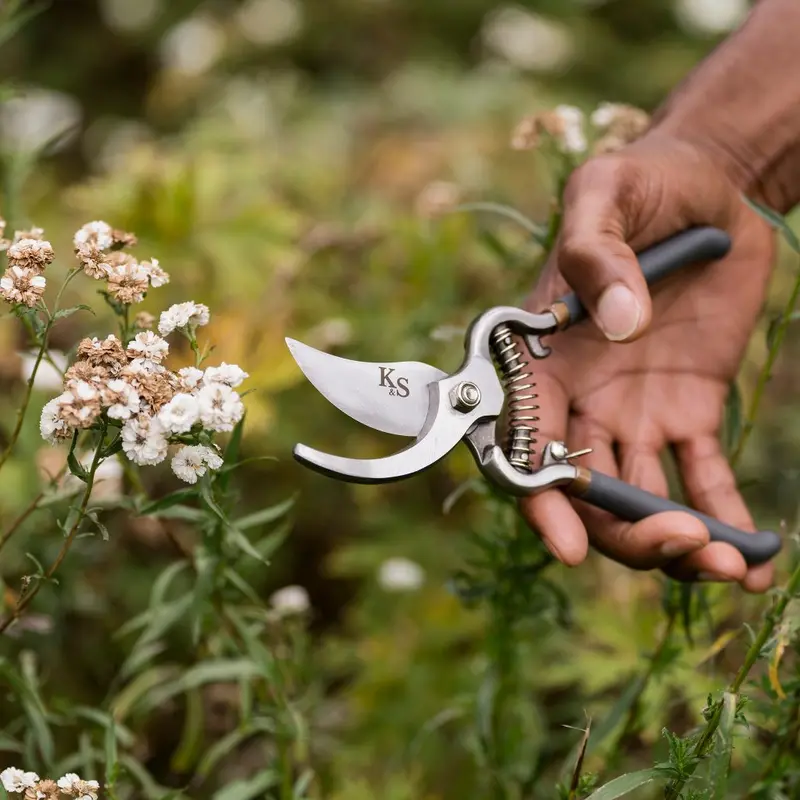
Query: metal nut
449 381 481 413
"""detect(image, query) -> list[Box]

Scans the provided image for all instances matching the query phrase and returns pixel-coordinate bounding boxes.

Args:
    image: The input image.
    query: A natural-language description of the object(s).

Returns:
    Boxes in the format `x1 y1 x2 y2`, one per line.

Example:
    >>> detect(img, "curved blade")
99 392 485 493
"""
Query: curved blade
285 338 447 437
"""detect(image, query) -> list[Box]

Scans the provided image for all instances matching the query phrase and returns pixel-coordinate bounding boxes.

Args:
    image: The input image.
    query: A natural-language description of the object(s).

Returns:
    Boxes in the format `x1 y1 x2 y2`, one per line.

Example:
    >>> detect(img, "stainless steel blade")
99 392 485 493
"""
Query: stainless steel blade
284 338 448 437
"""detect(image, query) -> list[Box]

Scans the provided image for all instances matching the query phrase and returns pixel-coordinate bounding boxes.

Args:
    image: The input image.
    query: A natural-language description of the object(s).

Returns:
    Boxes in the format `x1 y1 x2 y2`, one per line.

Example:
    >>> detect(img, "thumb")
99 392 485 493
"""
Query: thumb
551 163 656 342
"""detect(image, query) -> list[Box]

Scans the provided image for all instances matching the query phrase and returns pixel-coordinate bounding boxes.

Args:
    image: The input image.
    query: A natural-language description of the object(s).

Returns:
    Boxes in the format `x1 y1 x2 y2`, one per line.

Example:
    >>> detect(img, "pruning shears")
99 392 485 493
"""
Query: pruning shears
285 226 782 567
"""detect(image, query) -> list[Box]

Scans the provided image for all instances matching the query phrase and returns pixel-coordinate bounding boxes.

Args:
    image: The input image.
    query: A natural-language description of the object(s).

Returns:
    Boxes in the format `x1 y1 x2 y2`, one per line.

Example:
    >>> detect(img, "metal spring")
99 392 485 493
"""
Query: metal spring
490 324 539 473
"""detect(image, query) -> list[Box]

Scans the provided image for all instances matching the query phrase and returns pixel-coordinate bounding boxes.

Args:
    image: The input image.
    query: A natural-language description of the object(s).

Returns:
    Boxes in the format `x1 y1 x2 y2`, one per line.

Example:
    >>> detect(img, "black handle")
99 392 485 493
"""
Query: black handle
554 226 732 328
573 470 781 566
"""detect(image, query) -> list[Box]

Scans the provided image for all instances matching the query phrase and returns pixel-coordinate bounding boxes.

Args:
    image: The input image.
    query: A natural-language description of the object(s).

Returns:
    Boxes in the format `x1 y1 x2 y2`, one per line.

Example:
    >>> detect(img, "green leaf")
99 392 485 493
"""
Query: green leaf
584 768 666 800
170 688 204 774
104 716 119 789
219 413 246 492
448 201 548 245
138 489 200 515
212 769 279 800
0 657 55 769
0 732 23 753
67 448 89 483
723 381 743 457
230 529 269 565
85 510 110 541
743 196 800 253
196 720 273 778
54 304 94 320
235 494 296 530
709 692 738 800
111 665 182 721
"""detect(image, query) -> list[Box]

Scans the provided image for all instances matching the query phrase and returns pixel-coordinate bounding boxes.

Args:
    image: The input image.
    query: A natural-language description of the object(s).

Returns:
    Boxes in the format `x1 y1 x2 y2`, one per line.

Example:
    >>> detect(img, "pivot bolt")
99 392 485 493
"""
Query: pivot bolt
450 381 481 413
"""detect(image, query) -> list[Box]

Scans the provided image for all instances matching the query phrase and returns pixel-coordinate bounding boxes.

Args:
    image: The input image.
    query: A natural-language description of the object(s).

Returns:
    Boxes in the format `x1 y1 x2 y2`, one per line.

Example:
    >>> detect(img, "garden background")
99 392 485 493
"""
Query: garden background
2 1 800 798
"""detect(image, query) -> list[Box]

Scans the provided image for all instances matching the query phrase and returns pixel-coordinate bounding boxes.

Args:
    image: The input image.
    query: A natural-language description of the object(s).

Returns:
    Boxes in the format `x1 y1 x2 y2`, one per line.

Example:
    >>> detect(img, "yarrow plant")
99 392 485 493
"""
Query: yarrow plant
1 768 99 800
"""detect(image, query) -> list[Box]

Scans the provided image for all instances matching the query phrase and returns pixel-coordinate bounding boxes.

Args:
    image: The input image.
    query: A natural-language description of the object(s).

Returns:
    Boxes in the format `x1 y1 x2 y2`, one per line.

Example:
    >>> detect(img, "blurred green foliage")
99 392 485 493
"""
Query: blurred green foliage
4 0 800 798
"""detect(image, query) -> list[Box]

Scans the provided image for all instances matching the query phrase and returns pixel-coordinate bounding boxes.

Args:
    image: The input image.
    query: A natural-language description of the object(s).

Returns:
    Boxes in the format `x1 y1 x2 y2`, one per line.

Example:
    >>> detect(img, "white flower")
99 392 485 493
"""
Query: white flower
157 393 200 434
553 105 586 153
58 774 82 793
171 444 223 484
126 357 166 375
104 378 141 420
378 557 425 591
270 585 310 616
73 220 113 251
40 396 70 444
141 257 170 287
158 301 210 336
197 383 244 432
2 767 38 793
127 331 169 362
177 366 204 393
70 379 99 403
121 415 168 466
202 362 249 388
81 779 100 800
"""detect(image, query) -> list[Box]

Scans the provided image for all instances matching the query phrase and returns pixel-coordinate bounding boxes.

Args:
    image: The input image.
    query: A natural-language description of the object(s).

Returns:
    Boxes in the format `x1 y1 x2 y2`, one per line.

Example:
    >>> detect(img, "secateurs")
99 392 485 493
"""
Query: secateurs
285 226 782 566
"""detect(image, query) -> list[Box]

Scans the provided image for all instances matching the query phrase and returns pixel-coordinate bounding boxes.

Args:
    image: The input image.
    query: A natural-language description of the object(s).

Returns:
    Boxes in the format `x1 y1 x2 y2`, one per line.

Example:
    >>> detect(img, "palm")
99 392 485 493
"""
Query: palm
520 192 776 592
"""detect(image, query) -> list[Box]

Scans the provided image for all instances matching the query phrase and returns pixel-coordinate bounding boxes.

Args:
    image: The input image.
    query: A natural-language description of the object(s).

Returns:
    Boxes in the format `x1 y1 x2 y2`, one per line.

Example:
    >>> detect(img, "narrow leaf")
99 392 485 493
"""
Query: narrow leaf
138 489 200 515
584 768 665 800
743 196 800 253
212 769 278 800
234 495 296 530
710 692 738 800
54 304 94 320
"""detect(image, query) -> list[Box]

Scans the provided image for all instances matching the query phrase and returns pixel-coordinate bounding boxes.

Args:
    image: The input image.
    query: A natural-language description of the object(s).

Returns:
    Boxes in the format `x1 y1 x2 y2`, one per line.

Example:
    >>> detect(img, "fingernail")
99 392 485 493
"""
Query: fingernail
697 572 735 583
660 538 704 559
596 283 642 341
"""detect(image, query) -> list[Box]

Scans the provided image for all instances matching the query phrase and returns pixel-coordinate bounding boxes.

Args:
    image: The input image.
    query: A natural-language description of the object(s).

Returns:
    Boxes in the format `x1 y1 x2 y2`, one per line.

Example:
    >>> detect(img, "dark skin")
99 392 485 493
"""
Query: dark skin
519 0 800 593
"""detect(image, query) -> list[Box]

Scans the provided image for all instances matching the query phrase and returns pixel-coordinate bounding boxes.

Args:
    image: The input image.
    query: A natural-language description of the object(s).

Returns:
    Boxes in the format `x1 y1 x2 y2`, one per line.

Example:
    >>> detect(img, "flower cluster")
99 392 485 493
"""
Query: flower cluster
0 218 55 308
39 301 248 484
511 101 650 157
0 768 98 800
73 220 168 303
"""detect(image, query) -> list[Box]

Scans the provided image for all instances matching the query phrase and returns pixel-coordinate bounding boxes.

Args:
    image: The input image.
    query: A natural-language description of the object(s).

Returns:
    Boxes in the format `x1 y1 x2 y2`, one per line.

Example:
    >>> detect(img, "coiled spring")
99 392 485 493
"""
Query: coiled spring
490 324 539 473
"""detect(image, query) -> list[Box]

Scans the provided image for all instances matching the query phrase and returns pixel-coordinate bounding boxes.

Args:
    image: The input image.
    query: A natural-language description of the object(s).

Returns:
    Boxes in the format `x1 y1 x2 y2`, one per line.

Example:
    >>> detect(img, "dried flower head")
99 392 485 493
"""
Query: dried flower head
414 180 462 219
0 265 46 307
7 237 54 273
74 220 114 251
177 366 204 393
125 366 176 413
134 311 155 330
32 779 59 800
107 258 150 304
590 102 650 154
56 773 100 799
126 331 169 362
63 361 110 386
171 444 223 484
13 227 44 242
140 257 170 288
40 396 72 445
158 301 210 336
58 380 102 429
197 382 244 432
121 415 168 466
75 243 111 280
102 378 141 420
77 334 127 373
511 105 587 155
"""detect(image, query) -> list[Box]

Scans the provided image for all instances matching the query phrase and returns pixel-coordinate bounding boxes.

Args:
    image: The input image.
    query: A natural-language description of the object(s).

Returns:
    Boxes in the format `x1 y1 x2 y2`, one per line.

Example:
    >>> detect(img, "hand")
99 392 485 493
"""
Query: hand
519 132 776 592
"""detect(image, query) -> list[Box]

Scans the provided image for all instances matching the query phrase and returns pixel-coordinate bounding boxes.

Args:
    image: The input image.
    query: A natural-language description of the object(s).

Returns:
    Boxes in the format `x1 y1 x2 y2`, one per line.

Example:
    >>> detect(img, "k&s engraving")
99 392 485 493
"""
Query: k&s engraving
378 367 410 398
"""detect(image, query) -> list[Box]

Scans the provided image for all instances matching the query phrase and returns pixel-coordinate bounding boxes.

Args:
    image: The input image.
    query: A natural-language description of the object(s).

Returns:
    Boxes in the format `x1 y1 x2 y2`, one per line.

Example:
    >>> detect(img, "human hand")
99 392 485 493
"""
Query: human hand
519 132 777 592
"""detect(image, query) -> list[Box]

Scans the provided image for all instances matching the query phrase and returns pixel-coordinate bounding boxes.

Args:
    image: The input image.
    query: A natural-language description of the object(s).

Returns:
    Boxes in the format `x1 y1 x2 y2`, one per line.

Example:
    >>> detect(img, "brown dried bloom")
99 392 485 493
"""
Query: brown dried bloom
134 372 176 412
107 258 150 305
590 102 650 154
0 265 46 307
28 780 59 800
134 311 156 330
511 106 586 154
112 228 138 248
13 227 45 243
77 334 128 374
140 257 170 288
7 238 55 272
415 180 462 219
64 361 110 386
58 380 102 429
75 243 111 280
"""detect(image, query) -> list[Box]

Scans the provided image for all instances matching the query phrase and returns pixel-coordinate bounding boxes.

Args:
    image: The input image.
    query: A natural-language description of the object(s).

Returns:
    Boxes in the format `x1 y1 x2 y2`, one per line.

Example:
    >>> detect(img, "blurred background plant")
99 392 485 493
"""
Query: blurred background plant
2 0 800 797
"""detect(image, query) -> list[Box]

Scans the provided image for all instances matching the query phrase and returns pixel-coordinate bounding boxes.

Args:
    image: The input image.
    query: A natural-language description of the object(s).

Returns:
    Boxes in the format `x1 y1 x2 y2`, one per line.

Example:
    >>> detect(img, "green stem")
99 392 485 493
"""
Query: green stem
0 315 52 474
0 425 106 633
730 261 800 468
447 202 548 244
0 268 83 474
663 561 800 799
